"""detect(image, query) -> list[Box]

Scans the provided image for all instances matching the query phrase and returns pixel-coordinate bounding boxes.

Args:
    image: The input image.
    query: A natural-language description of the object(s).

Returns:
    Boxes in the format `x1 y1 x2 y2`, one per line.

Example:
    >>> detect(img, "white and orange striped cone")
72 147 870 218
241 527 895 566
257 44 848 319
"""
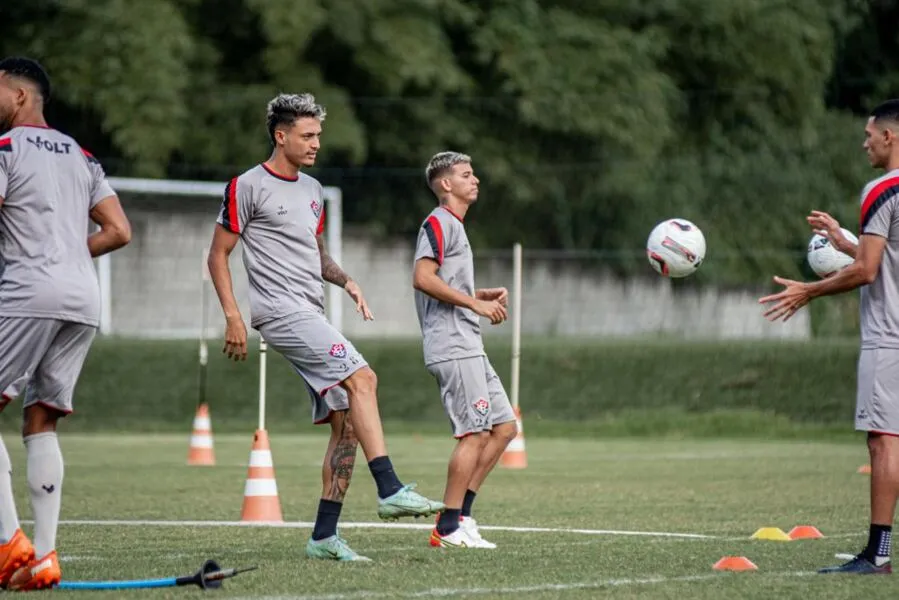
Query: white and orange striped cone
187 403 215 466
500 406 527 469
240 429 283 522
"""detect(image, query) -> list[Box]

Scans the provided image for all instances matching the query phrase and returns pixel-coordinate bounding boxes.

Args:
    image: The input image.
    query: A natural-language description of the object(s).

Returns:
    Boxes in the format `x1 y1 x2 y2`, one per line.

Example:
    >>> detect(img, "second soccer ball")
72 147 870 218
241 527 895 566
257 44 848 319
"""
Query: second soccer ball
807 228 858 278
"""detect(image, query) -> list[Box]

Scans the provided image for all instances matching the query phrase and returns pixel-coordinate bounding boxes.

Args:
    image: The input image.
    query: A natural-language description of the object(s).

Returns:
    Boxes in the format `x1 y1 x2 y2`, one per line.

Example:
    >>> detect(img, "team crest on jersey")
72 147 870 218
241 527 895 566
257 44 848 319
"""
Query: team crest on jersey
329 343 347 359
311 199 322 218
473 398 490 416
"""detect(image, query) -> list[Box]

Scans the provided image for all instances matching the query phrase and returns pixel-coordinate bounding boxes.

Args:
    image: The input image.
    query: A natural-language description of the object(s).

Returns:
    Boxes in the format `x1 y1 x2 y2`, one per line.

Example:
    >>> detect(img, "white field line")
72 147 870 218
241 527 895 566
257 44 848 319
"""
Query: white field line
39 519 716 539
42 519 859 541
373 539 606 553
40 518 857 550
228 572 817 600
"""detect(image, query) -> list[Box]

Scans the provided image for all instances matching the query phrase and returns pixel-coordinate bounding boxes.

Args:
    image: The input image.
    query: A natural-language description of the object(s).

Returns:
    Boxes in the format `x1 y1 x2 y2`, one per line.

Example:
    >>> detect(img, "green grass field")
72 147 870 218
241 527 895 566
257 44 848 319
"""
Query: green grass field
0 432 892 599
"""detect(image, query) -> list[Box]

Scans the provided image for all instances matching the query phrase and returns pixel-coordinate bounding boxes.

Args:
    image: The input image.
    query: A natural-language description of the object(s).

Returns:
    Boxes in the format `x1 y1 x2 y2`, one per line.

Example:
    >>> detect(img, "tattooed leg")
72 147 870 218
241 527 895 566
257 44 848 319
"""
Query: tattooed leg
322 410 359 502
310 411 359 543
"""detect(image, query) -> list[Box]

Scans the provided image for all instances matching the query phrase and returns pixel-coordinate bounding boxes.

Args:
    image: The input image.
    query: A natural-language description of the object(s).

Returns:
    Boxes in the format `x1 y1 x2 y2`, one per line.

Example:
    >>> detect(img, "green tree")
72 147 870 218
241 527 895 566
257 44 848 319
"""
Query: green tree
0 0 889 292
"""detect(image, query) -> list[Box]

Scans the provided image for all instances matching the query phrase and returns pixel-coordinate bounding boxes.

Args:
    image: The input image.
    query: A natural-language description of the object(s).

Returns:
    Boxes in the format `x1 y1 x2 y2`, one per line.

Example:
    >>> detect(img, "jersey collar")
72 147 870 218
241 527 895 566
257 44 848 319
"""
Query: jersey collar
261 163 299 182
440 206 464 223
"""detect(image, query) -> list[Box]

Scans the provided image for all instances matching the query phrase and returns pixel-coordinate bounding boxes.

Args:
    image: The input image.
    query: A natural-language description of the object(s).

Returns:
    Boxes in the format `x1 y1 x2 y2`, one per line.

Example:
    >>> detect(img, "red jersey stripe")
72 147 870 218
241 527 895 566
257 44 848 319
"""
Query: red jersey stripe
316 205 326 235
425 215 444 265
227 177 240 233
861 176 899 228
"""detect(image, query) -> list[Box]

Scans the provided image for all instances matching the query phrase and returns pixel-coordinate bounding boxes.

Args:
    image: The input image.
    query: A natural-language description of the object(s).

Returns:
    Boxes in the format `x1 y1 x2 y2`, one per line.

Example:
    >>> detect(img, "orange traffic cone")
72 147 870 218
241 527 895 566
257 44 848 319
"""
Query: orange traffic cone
240 429 283 522
187 403 215 466
500 406 527 469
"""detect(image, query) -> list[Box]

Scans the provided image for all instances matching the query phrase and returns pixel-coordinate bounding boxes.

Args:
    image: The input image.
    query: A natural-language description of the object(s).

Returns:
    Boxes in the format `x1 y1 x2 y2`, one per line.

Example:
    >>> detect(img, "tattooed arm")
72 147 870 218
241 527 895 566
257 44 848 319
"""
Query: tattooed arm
317 234 374 320
317 233 350 287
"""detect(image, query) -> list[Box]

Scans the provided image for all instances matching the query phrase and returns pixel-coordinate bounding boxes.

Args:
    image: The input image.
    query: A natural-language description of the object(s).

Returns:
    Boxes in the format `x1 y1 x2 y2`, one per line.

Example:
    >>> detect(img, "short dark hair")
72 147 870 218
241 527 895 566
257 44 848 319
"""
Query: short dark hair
0 57 51 103
871 99 899 124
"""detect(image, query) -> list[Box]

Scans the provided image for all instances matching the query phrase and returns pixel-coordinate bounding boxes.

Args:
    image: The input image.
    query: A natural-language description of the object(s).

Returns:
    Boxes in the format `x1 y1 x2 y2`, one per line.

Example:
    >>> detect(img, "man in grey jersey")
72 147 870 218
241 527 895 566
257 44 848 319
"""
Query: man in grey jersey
761 99 899 574
207 93 443 562
412 152 517 549
0 57 131 590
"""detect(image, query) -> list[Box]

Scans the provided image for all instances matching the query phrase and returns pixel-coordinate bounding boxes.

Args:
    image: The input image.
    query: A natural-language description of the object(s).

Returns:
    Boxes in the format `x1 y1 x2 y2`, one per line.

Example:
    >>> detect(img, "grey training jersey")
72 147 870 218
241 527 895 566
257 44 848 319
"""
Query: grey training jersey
859 168 899 349
217 164 327 328
0 125 115 327
413 206 485 365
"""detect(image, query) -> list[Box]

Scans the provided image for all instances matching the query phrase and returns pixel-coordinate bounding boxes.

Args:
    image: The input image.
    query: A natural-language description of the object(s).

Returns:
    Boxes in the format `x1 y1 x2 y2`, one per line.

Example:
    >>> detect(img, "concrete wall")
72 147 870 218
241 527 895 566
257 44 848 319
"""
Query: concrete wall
106 199 809 340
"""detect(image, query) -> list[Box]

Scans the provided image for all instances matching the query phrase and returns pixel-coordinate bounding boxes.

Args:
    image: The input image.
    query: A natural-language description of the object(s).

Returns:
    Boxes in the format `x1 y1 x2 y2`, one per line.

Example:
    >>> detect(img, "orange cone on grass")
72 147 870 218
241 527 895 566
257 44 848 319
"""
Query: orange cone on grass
187 403 215 466
713 557 758 571
500 406 527 469
788 526 824 540
240 429 283 522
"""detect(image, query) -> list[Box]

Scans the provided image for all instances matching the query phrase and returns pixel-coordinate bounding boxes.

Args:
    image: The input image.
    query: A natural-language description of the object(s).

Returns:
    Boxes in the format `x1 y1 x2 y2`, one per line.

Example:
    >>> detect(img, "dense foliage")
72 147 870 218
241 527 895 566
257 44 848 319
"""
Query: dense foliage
2 0 895 282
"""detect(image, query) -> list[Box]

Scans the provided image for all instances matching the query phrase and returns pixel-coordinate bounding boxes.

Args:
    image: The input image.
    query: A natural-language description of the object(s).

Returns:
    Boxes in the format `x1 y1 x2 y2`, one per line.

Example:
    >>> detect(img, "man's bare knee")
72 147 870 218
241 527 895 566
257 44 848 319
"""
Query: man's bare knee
342 367 378 397
22 404 63 438
867 432 899 462
494 421 517 445
869 433 882 454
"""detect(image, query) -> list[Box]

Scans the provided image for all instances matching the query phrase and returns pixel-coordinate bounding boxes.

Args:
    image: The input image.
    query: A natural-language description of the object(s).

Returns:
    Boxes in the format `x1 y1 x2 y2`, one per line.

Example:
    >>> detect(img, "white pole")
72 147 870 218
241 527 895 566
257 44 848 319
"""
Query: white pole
326 189 343 332
511 243 522 409
258 337 267 431
198 247 210 407
97 253 112 335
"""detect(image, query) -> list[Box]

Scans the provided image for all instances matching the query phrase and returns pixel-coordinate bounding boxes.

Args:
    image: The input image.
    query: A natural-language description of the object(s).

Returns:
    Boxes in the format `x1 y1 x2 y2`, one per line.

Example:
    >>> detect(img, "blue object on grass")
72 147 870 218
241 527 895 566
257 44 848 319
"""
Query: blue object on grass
54 560 256 591
57 577 178 590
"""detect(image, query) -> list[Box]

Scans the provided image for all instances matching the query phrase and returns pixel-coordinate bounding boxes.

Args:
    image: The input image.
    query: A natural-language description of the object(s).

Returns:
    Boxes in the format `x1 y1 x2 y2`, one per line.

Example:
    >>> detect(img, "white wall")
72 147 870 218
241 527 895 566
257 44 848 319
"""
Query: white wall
106 203 809 340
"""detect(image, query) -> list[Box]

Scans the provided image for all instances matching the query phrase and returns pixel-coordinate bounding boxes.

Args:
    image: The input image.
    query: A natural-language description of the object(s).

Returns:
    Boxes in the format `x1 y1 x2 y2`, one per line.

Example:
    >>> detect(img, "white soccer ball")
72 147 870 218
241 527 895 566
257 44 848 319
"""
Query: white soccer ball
646 219 706 278
807 228 858 278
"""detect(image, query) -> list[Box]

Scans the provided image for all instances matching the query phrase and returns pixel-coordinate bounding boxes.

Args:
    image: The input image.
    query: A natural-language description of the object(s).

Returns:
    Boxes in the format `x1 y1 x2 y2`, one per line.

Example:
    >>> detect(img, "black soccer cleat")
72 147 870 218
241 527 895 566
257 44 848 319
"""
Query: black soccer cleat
818 555 892 575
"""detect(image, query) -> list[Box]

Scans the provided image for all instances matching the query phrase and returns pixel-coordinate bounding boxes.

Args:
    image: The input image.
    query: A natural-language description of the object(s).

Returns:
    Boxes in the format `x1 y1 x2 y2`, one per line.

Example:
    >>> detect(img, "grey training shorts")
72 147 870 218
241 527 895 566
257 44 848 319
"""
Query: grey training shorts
856 348 899 435
0 317 96 414
258 310 368 425
427 355 516 438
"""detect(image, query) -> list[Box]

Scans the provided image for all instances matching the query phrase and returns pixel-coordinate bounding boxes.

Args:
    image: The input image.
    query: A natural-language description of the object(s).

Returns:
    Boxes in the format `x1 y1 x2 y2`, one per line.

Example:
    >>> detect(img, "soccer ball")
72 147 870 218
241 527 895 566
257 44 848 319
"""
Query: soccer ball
646 219 706 278
807 228 858 278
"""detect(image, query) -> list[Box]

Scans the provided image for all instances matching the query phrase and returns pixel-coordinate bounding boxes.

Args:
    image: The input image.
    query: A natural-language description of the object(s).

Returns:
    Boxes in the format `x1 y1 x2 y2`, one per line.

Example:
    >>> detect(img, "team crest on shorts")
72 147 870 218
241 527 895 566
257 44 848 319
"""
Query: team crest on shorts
311 199 322 218
329 343 347 359
473 398 490 416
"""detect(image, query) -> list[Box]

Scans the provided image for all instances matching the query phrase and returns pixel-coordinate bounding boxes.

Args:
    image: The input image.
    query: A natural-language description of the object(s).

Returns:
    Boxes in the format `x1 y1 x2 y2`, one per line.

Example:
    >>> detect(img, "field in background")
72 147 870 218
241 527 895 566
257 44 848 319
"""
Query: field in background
2 336 863 439
0 433 887 599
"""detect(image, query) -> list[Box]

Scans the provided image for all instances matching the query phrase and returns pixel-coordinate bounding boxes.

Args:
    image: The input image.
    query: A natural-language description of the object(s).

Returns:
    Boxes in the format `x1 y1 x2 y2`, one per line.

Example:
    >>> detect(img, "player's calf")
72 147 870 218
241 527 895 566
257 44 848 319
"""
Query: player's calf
23 409 65 568
309 411 357 552
431 433 489 539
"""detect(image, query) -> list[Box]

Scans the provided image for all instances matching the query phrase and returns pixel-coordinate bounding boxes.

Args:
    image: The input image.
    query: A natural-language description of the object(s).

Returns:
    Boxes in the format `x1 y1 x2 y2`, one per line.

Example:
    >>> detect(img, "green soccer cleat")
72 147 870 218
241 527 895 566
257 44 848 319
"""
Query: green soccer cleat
305 535 372 562
377 483 445 521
